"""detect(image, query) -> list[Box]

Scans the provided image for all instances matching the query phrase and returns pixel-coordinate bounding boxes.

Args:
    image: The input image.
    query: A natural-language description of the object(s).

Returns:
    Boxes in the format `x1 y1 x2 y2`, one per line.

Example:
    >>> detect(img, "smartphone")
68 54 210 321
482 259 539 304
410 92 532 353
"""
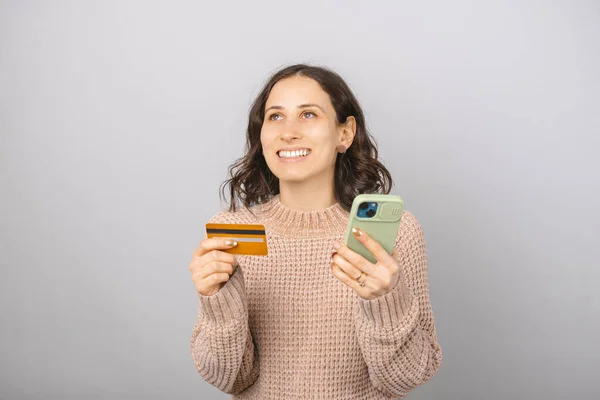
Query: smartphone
343 194 404 264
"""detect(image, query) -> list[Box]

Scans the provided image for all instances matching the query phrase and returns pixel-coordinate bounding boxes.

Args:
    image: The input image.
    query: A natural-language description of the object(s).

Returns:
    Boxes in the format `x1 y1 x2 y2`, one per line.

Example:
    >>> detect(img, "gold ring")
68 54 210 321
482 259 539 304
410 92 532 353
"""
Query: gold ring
357 271 367 286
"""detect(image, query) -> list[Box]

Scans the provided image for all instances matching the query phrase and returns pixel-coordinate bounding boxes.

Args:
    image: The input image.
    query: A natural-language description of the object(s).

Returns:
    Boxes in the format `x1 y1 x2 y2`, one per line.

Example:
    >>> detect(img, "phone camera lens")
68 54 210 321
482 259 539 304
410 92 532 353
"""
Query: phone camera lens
359 202 369 210
366 209 376 218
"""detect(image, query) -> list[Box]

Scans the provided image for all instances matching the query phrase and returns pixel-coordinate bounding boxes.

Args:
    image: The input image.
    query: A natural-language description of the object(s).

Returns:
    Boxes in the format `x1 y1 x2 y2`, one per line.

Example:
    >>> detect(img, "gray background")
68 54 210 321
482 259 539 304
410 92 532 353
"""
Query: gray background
1 0 598 399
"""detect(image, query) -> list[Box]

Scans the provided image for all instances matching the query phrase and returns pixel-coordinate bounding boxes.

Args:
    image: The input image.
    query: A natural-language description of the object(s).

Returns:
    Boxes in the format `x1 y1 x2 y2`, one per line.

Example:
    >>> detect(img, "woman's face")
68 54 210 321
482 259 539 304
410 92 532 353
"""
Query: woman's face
260 75 353 184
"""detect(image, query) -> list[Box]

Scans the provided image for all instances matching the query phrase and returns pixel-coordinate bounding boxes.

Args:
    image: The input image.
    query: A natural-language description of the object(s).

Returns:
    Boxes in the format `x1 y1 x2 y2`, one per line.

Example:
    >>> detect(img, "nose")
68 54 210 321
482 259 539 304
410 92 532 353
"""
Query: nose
279 119 302 142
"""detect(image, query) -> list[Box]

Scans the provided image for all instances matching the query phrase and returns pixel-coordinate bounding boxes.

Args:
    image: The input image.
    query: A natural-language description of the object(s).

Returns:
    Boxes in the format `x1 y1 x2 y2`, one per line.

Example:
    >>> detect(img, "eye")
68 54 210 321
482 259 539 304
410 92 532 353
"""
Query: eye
302 111 316 118
268 113 282 121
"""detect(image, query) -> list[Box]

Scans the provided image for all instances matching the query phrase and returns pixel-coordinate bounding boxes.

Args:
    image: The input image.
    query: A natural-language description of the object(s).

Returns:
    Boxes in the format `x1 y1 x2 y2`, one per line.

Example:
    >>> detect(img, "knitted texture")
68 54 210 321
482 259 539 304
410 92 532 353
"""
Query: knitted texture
190 195 442 399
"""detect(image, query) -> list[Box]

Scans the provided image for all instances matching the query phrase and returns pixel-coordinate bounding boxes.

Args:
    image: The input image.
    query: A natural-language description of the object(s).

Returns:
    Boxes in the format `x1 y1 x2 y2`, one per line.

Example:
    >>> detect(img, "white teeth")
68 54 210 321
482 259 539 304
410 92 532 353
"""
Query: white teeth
278 149 310 158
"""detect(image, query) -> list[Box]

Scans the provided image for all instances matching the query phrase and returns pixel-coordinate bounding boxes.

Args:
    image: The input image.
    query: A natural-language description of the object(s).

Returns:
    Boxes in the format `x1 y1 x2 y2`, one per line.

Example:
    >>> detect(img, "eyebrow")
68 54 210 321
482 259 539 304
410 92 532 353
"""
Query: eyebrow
264 103 325 114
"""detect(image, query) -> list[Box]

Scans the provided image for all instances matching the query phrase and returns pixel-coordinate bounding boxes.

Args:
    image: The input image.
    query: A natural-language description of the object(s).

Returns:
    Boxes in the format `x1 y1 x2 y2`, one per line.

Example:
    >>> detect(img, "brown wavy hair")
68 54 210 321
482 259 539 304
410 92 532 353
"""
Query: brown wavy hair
219 63 394 213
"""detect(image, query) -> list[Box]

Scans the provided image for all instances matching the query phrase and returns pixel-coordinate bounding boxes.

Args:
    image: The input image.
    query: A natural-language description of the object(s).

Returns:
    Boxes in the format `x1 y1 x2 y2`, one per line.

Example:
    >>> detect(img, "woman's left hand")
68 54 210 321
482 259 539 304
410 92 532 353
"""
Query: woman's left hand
331 227 402 300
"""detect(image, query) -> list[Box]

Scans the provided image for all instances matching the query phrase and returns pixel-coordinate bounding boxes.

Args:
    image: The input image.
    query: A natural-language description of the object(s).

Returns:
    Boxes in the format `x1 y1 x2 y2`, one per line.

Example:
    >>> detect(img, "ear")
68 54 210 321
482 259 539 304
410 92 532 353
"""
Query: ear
339 116 356 148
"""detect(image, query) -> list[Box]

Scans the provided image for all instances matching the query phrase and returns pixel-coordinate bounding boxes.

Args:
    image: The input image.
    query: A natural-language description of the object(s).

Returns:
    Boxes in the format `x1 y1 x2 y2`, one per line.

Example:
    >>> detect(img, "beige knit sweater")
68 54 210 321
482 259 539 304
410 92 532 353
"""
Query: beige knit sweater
190 195 442 399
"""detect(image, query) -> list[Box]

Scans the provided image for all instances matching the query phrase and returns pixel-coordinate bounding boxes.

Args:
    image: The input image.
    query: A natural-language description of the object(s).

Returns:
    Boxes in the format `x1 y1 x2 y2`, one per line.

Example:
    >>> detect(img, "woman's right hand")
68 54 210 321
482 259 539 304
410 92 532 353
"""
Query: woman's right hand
189 238 239 296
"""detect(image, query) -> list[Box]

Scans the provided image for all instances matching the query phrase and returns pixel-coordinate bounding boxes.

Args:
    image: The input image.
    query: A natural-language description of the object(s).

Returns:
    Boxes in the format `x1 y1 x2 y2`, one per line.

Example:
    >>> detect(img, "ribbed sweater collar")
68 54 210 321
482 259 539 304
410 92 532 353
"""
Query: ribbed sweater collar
253 194 349 238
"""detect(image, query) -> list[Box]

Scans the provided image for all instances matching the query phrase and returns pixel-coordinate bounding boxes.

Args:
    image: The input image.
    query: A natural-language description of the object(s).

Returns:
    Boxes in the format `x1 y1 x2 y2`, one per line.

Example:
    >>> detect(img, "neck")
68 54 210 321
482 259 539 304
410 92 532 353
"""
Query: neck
278 175 336 212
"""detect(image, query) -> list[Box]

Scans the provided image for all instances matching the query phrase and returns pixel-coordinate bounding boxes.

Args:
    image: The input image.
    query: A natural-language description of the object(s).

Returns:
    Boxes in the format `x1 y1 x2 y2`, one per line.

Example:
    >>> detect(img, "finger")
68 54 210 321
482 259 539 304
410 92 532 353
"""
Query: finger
192 270 230 286
350 227 394 265
195 237 238 257
193 237 238 258
332 252 366 282
391 247 399 262
190 257 228 274
201 260 236 278
331 259 366 291
334 242 377 276
193 249 238 271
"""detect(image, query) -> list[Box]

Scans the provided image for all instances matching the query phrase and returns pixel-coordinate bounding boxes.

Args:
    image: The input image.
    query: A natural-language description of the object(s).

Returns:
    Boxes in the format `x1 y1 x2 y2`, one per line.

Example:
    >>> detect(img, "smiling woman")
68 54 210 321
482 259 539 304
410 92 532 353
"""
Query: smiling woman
219 64 394 212
189 63 443 399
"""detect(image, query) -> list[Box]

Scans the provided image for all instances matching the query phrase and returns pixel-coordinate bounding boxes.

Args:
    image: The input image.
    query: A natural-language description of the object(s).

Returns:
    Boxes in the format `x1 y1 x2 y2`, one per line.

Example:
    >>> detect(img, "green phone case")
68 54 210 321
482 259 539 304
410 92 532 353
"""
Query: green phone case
343 194 405 264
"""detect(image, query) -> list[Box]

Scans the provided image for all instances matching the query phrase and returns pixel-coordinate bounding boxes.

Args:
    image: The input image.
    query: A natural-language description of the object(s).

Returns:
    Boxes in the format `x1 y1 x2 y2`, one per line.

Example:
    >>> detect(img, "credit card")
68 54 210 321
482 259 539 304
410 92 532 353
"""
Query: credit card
205 223 268 256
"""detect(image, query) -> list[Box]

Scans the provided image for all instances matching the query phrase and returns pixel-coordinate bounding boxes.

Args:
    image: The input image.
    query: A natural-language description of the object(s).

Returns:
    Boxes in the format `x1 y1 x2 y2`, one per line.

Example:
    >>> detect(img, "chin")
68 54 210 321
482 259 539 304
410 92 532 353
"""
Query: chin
266 157 327 184
273 171 310 183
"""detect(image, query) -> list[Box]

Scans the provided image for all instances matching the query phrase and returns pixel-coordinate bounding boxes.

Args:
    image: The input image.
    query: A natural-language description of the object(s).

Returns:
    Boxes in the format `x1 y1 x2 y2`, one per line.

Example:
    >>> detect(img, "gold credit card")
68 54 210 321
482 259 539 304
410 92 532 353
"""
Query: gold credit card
205 223 268 256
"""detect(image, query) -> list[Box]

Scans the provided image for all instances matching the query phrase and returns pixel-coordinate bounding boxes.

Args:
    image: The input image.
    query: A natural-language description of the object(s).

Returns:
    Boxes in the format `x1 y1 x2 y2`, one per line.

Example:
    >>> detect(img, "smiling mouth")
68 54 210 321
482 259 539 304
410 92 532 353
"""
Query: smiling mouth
277 149 312 159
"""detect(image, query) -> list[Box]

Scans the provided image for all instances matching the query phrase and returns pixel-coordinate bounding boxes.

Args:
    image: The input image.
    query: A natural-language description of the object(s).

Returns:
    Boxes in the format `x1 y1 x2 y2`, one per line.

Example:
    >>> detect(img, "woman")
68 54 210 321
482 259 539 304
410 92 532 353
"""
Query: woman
189 64 442 399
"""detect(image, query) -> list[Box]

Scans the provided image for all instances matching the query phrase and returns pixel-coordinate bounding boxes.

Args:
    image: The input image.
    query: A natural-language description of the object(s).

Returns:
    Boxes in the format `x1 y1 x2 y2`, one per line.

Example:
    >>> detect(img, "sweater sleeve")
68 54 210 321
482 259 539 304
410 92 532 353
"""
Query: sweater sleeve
189 262 260 395
353 211 443 398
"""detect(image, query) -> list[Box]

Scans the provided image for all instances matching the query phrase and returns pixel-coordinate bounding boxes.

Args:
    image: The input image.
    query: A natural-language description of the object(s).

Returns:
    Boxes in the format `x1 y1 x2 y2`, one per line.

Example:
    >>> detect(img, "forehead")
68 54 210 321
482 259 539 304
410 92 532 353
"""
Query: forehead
265 76 332 110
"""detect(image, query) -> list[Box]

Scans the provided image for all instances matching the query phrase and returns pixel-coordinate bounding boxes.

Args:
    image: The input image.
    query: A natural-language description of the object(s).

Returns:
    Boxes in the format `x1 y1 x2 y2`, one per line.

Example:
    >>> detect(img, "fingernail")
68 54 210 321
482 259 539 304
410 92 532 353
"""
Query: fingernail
225 240 238 247
352 227 363 237
331 251 337 259
332 241 341 250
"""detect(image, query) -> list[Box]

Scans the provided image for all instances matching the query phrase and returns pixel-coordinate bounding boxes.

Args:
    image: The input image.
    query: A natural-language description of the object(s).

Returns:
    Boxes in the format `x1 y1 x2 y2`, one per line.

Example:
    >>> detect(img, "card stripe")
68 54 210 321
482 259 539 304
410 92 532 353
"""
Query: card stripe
206 228 266 235
217 237 264 243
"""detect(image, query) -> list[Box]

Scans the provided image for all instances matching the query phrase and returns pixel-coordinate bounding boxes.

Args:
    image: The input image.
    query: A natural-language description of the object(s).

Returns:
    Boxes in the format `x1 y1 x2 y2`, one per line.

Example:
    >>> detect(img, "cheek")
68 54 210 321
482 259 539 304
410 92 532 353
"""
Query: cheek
260 126 277 147
260 131 276 162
